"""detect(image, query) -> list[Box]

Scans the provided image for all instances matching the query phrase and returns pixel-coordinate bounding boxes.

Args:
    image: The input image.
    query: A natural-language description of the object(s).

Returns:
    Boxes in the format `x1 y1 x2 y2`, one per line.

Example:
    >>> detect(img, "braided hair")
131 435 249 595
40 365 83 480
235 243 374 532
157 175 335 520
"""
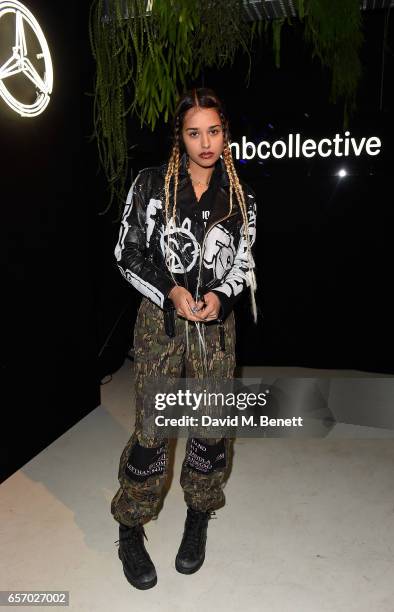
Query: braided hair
164 87 257 322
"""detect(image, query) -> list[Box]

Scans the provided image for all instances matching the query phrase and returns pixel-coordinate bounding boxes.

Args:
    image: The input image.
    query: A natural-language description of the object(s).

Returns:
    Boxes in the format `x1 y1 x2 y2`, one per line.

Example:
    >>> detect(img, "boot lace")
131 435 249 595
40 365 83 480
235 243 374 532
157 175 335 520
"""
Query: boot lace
180 509 216 556
114 524 150 566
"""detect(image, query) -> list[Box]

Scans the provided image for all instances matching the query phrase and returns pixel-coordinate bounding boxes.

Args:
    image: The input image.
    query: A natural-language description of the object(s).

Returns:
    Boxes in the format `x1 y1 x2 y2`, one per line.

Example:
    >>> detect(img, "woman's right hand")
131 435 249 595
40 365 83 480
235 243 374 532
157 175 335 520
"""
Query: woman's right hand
168 286 205 322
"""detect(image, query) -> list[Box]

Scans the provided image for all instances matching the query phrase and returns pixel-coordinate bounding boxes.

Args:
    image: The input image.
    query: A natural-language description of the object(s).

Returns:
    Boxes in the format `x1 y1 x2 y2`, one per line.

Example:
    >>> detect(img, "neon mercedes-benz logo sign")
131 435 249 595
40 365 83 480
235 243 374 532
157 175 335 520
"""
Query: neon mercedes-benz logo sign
0 0 53 116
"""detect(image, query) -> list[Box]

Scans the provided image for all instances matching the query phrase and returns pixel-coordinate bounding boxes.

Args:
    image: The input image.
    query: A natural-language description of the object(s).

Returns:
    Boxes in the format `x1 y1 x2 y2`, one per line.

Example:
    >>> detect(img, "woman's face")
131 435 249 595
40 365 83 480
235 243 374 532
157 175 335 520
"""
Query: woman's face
181 106 224 168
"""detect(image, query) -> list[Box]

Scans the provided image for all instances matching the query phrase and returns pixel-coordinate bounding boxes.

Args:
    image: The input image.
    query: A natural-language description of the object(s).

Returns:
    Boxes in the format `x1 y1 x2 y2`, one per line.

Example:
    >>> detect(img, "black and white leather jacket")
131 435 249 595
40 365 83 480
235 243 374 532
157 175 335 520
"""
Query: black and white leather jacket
114 152 257 336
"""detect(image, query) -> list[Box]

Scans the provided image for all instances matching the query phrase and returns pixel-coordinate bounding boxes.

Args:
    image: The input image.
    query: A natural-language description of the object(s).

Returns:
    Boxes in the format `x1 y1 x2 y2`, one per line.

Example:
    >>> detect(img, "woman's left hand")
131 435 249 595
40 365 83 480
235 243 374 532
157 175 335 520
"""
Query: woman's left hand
196 292 222 321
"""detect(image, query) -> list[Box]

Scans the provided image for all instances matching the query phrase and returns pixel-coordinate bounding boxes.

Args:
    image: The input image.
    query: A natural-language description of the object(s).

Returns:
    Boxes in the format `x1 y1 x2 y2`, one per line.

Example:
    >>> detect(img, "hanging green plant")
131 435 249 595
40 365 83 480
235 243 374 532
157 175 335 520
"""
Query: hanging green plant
88 0 364 216
297 0 364 127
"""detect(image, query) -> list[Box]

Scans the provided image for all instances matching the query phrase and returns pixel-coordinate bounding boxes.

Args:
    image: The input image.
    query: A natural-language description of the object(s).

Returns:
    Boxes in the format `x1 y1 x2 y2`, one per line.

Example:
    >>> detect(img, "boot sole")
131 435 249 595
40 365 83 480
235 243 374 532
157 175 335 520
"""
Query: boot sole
118 549 157 590
175 553 205 575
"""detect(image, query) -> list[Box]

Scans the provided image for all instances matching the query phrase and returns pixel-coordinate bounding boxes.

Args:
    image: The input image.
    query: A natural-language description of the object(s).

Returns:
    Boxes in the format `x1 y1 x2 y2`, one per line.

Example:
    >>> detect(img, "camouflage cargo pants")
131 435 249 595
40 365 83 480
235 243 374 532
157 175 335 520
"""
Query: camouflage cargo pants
111 296 236 528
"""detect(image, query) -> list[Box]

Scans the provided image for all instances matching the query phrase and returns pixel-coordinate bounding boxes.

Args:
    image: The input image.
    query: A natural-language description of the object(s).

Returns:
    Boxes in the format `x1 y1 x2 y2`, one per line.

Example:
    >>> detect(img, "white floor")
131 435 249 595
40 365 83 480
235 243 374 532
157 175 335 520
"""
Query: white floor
1 362 394 612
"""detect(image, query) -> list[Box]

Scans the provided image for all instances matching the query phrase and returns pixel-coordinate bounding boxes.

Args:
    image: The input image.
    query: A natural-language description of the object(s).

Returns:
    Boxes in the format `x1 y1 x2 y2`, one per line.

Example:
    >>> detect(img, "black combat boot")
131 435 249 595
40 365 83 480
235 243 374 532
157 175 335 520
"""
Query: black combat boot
115 522 157 589
175 506 216 574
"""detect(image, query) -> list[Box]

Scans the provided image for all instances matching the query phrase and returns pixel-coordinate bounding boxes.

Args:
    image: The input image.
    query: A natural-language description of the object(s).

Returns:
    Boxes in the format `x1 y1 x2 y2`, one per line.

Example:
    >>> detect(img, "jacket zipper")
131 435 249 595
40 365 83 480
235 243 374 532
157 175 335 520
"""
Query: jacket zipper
199 200 238 353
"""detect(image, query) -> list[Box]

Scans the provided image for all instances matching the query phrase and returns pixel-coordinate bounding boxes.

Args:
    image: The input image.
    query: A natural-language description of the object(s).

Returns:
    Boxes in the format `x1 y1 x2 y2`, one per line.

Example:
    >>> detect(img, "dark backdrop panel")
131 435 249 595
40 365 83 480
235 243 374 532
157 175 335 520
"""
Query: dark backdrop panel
3 0 100 482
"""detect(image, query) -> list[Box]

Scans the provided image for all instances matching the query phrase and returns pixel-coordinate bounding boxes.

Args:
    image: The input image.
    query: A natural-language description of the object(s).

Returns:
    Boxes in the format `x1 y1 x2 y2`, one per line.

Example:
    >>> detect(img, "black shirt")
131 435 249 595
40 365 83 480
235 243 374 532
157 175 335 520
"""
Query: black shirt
184 159 222 231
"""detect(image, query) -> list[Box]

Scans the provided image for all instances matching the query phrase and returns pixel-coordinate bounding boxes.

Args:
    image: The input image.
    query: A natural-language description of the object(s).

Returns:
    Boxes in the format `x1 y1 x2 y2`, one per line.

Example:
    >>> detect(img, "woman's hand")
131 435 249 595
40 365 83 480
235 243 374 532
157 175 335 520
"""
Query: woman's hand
195 291 221 321
168 286 206 322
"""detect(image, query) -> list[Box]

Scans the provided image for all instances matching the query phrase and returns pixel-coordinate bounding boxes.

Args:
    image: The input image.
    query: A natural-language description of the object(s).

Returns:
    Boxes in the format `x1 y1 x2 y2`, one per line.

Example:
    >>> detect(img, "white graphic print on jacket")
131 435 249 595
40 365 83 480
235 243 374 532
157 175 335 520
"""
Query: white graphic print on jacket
160 216 200 273
203 224 235 278
213 202 257 299
115 183 168 307
146 197 162 247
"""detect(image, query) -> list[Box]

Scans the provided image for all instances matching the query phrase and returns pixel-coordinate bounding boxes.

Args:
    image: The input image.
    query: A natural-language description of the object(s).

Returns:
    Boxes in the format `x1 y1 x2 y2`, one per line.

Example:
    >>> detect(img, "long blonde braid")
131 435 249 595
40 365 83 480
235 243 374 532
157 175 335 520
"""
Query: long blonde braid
163 115 199 360
163 115 182 283
220 111 258 323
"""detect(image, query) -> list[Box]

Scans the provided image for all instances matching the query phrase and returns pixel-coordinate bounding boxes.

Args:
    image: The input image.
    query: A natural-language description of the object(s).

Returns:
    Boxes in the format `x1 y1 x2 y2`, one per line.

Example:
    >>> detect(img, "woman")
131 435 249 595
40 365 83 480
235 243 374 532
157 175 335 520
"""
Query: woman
111 87 258 589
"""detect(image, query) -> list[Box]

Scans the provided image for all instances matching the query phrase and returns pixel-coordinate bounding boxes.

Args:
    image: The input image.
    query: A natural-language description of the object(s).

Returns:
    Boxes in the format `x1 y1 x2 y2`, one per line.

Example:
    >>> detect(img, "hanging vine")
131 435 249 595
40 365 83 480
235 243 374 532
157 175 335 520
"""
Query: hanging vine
296 0 364 127
88 0 365 215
